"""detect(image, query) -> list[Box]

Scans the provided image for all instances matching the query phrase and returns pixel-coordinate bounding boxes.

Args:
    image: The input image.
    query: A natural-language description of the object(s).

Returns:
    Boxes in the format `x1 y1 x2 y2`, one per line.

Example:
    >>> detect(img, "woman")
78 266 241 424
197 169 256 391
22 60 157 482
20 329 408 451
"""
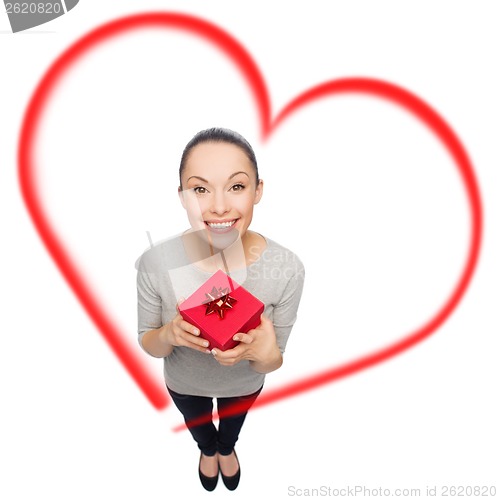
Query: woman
137 128 305 491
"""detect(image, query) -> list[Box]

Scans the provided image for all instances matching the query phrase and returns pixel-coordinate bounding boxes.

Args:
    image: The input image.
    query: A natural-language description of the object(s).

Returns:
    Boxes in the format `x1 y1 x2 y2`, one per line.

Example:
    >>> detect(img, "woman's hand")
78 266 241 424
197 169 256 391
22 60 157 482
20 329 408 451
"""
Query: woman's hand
141 301 210 357
161 310 211 354
211 315 283 373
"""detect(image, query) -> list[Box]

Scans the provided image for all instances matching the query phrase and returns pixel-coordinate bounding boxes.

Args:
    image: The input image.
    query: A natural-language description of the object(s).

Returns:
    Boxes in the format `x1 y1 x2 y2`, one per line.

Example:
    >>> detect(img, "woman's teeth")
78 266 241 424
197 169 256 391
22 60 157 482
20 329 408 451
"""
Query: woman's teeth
206 220 236 229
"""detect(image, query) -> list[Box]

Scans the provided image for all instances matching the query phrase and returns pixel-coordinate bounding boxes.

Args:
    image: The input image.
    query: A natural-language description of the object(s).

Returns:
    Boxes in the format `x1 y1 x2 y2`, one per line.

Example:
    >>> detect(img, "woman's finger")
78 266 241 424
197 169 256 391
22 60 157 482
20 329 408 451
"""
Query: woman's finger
233 332 253 344
179 334 211 353
171 322 210 352
179 319 200 337
180 329 210 349
211 345 245 365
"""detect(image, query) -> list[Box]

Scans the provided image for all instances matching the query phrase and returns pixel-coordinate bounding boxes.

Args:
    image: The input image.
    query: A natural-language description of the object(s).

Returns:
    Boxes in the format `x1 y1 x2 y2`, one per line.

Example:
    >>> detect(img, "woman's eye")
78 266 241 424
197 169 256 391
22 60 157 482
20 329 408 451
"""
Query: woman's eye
231 183 245 192
193 186 208 195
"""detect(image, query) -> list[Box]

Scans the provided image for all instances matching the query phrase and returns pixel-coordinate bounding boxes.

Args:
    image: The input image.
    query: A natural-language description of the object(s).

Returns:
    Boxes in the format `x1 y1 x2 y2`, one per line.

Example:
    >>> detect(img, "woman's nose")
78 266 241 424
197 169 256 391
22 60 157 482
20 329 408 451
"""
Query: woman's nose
210 191 229 215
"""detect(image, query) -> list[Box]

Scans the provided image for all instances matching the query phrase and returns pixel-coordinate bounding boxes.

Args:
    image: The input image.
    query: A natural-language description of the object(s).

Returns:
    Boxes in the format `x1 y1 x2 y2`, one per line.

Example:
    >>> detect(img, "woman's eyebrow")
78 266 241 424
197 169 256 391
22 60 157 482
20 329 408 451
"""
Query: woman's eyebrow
186 175 209 183
229 171 250 179
187 172 249 183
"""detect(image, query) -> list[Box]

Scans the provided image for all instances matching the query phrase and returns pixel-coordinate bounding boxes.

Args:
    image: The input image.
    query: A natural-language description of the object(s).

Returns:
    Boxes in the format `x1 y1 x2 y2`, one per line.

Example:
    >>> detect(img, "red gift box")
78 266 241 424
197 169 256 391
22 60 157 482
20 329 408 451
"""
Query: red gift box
178 270 265 351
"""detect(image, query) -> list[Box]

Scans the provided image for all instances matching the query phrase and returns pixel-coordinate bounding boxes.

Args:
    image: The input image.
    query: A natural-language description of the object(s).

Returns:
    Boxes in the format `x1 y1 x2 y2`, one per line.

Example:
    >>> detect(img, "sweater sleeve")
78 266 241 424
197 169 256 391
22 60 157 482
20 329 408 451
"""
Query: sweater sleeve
136 258 163 351
272 258 305 354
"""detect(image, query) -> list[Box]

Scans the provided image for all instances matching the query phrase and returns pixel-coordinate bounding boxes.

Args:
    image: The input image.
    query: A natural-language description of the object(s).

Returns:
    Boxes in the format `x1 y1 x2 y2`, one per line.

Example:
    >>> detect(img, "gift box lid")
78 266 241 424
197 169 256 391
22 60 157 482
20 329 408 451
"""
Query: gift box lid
178 269 265 350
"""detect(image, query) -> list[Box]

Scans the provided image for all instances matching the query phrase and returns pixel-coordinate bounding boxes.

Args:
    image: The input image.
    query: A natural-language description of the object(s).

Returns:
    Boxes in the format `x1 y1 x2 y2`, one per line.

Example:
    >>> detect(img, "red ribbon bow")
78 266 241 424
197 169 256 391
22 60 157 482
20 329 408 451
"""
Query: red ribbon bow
202 286 237 319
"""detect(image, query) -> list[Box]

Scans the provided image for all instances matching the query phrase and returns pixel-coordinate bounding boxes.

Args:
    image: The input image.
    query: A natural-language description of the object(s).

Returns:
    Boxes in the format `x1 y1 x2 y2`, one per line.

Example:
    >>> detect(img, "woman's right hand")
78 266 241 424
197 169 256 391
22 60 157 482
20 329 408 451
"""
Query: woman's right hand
160 309 211 354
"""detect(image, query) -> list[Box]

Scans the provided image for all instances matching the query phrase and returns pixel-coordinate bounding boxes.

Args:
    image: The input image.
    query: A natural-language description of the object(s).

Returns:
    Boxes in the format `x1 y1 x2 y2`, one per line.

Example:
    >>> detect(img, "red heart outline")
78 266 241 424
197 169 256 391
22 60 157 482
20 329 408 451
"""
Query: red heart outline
18 12 483 415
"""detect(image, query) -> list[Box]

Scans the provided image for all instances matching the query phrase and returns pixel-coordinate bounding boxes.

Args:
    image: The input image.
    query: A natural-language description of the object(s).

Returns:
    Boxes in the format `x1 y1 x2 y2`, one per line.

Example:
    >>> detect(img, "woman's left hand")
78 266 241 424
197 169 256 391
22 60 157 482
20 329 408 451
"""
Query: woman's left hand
211 315 283 373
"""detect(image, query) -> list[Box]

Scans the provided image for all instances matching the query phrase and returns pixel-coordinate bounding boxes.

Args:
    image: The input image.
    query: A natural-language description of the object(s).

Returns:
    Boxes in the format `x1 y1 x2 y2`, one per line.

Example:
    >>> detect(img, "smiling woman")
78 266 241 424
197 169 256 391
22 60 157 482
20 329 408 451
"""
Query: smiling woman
179 130 264 270
136 127 305 491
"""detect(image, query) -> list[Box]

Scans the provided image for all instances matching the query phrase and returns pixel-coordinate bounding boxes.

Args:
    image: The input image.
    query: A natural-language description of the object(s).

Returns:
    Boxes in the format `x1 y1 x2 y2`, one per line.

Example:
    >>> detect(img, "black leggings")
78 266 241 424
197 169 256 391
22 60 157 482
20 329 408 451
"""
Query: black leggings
167 386 263 456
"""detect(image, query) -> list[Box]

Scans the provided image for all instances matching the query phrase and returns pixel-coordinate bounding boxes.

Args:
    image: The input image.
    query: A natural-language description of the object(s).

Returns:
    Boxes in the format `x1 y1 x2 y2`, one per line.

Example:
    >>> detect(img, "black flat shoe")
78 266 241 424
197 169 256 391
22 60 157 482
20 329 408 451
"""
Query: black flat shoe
199 453 219 491
220 450 240 491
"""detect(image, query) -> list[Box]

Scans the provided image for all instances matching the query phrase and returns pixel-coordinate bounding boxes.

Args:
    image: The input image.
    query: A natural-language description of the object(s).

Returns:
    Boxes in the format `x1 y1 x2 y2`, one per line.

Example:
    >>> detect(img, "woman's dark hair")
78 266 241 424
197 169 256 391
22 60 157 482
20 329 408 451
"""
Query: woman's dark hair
179 127 259 188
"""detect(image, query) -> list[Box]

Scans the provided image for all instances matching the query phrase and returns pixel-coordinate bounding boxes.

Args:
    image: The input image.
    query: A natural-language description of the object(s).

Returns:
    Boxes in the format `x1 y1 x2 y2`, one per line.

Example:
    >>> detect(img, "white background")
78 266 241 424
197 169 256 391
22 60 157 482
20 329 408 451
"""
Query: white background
1 1 497 498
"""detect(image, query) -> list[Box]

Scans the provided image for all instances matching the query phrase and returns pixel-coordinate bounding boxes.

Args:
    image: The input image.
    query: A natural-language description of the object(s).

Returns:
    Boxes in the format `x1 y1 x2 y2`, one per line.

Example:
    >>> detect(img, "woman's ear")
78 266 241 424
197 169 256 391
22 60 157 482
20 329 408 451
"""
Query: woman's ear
178 186 187 209
254 179 264 205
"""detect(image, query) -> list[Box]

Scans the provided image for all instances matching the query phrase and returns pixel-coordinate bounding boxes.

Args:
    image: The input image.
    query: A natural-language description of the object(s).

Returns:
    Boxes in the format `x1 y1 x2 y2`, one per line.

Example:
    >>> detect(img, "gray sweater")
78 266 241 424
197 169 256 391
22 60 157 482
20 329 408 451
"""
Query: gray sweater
137 234 305 397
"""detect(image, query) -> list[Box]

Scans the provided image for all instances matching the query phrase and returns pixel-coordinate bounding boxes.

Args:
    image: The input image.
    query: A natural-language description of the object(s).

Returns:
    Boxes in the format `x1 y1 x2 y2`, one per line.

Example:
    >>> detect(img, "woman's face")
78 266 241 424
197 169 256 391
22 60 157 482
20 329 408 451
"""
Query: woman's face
179 141 263 245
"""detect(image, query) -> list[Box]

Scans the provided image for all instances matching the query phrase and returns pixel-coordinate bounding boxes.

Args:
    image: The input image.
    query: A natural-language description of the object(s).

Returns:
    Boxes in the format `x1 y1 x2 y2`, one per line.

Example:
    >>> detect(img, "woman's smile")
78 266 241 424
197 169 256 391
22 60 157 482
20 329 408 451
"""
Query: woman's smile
204 218 239 233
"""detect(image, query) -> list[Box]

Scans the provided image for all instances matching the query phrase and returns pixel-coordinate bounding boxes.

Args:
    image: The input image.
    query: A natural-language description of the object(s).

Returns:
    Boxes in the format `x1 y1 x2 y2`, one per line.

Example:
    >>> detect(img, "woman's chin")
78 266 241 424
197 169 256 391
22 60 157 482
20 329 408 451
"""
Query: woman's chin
208 227 240 251
188 225 241 251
